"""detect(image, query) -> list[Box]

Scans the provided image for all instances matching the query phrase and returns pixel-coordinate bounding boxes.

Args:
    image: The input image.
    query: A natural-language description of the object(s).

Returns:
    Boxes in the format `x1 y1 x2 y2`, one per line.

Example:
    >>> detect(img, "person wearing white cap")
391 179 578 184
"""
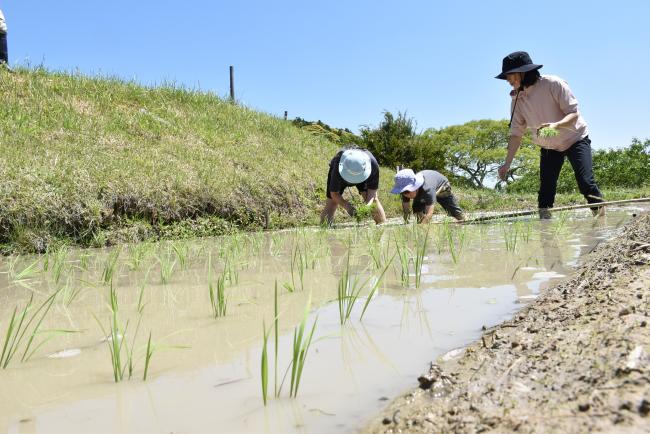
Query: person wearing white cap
320 148 386 226
391 169 464 223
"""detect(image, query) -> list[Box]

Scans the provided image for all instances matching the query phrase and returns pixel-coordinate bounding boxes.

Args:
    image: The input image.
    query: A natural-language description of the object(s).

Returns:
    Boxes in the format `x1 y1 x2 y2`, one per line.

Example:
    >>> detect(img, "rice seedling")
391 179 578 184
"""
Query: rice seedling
359 253 396 320
124 312 144 380
1 288 65 368
538 126 559 138
127 242 153 271
157 252 176 285
261 321 271 405
413 226 430 288
9 257 41 287
269 233 284 256
393 233 412 287
441 221 465 264
141 332 153 380
78 251 91 271
207 253 227 318
502 222 519 252
365 227 385 269
338 250 394 324
246 232 265 256
62 275 83 307
261 281 280 405
553 210 571 234
283 242 307 293
136 282 147 316
519 219 533 243
102 247 121 285
171 241 189 270
50 245 68 284
222 254 239 286
288 306 317 398
354 202 376 224
273 282 279 398
261 281 317 403
93 284 126 382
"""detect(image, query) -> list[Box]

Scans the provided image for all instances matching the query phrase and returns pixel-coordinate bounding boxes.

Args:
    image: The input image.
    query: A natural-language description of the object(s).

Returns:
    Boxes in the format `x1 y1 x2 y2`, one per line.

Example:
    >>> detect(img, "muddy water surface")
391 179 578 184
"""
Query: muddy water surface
0 207 643 434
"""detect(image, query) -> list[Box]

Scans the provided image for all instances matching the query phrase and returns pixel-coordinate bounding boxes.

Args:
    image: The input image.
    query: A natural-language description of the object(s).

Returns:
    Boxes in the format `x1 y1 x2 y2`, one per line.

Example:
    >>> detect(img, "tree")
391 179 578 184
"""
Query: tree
424 120 536 189
507 138 650 194
358 111 446 173
359 111 416 169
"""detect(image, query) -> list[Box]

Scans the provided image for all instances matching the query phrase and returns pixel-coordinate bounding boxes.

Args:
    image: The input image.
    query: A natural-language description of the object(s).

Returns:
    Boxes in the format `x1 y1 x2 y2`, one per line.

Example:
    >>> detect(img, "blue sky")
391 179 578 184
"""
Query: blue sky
3 0 649 149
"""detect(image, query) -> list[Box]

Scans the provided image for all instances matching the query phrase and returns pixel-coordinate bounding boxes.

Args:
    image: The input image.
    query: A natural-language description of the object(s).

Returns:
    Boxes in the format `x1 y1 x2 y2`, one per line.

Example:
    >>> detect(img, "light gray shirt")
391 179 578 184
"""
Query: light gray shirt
401 170 449 207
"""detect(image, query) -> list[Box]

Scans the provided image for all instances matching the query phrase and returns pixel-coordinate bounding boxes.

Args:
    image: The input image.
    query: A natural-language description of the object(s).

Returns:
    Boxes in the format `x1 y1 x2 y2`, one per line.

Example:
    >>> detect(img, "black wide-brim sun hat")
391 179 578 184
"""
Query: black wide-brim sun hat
495 51 543 79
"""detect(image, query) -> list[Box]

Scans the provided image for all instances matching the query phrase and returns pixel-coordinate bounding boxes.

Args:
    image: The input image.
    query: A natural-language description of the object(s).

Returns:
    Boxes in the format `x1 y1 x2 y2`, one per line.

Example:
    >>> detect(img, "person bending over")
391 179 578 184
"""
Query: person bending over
320 148 386 226
391 168 464 223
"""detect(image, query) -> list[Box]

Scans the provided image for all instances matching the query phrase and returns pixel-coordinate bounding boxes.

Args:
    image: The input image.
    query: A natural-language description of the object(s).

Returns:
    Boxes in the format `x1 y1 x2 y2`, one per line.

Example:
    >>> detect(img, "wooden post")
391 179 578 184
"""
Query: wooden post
229 65 235 101
284 111 288 120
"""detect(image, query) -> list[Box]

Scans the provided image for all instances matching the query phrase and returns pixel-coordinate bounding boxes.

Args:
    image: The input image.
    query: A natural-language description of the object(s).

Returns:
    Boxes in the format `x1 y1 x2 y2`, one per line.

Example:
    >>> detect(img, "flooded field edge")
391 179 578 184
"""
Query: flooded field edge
0 207 644 434
363 213 650 434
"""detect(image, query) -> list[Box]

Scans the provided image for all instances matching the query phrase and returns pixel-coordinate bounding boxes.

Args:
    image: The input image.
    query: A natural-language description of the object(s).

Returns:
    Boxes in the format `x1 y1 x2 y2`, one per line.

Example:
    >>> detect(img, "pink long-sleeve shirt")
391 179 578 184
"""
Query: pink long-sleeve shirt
509 75 589 151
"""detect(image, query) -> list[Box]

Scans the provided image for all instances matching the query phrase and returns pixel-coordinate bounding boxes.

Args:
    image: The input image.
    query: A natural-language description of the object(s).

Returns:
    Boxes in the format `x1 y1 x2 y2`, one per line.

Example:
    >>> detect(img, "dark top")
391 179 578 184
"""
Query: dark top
401 170 449 207
327 149 380 194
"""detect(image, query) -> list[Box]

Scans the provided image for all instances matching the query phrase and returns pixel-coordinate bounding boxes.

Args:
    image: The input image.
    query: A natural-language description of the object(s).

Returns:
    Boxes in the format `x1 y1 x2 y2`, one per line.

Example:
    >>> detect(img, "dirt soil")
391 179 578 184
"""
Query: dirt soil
363 214 650 434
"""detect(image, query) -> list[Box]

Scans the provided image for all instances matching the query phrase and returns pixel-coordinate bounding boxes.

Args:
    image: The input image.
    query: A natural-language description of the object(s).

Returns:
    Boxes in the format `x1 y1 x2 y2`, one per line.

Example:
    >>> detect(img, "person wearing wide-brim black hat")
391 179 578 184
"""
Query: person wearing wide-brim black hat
495 51 605 219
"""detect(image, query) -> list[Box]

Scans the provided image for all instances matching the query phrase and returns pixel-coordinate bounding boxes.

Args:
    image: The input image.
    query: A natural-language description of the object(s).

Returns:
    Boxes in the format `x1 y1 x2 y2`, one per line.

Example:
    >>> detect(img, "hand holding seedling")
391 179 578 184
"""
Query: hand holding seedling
354 202 376 223
538 123 560 138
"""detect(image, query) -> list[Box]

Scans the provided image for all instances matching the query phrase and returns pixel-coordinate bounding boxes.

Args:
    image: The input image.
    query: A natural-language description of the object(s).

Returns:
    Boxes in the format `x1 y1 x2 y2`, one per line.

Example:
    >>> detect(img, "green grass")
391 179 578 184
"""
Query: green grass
1 67 648 254
0 67 339 253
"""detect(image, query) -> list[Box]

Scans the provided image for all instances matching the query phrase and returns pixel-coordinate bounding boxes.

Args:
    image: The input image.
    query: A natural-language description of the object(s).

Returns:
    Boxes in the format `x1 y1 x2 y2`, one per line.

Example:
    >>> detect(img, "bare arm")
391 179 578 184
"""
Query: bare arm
419 205 435 224
498 135 522 181
329 192 355 216
538 112 579 134
401 201 411 223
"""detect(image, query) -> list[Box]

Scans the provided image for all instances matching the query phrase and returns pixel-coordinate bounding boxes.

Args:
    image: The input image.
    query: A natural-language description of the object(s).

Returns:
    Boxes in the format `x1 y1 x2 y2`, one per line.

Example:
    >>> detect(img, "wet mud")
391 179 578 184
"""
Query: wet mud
364 214 650 434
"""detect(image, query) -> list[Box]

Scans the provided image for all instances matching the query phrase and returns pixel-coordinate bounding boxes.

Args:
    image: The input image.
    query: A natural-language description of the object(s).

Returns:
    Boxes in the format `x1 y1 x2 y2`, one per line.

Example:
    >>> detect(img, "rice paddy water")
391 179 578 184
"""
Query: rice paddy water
0 205 646 433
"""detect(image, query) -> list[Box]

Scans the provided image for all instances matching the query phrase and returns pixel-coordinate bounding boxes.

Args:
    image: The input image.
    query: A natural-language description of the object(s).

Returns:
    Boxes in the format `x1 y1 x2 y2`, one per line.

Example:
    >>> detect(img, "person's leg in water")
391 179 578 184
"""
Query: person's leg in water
538 147 565 219
320 197 338 226
565 136 605 217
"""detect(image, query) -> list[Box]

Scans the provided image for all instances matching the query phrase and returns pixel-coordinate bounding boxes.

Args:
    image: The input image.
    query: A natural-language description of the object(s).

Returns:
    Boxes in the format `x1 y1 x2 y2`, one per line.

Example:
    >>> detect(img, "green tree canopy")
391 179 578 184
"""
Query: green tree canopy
508 138 650 193
359 111 446 173
424 120 536 189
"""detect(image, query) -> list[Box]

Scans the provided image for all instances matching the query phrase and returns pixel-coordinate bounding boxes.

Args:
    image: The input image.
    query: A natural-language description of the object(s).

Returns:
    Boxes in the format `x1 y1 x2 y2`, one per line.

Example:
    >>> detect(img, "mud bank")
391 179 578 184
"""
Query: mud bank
364 214 650 434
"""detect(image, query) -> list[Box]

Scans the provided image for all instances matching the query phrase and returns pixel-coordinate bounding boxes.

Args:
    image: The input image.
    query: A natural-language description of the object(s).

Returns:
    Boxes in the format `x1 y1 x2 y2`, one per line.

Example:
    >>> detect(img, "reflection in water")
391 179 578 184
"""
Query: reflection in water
0 206 644 434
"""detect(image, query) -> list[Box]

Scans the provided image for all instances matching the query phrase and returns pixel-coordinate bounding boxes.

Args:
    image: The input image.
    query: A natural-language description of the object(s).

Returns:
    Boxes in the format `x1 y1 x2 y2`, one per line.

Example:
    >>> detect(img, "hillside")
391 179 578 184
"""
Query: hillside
2 68 646 254
0 68 362 252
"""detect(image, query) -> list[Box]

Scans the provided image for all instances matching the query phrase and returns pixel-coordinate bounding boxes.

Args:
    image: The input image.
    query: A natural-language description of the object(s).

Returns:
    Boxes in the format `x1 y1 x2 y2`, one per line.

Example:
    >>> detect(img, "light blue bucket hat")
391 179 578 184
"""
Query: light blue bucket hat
390 169 424 194
338 149 372 184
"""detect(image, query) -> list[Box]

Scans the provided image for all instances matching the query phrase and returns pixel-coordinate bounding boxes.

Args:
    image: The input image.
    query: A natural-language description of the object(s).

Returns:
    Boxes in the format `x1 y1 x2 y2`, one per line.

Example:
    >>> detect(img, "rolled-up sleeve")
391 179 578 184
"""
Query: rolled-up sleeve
551 78 579 115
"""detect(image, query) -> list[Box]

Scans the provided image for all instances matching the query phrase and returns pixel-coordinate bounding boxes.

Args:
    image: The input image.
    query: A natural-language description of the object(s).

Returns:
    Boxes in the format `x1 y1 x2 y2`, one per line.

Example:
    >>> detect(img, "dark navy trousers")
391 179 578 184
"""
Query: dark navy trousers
538 136 604 209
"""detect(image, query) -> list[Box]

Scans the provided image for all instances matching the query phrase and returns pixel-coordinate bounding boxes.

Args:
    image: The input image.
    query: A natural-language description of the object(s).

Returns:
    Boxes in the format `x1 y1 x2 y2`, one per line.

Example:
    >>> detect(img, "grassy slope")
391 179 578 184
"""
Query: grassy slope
0 68 344 252
1 68 647 253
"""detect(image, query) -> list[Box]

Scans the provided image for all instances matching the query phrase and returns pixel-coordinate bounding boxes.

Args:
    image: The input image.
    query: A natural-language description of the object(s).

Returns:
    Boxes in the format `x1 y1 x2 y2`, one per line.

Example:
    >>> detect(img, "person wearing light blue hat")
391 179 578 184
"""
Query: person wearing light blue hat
320 148 386 226
391 169 464 223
